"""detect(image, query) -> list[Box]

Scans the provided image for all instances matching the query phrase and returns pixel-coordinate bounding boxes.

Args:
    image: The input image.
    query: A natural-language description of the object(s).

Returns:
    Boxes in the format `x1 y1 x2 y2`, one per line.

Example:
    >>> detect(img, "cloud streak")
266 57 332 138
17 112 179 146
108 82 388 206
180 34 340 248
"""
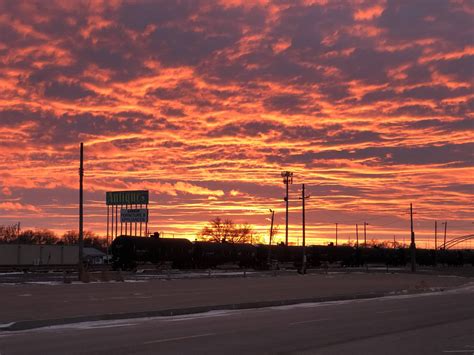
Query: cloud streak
0 0 472 244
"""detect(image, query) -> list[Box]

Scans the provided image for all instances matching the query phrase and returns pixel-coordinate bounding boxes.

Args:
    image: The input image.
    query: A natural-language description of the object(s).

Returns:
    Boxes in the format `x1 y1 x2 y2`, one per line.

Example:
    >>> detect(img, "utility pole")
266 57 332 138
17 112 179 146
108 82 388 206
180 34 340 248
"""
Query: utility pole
410 203 416 273
269 209 275 244
78 142 84 281
356 224 359 248
363 222 368 247
393 235 396 248
335 223 338 246
268 209 275 267
443 221 447 249
299 184 310 273
281 171 293 246
434 221 437 266
106 205 109 264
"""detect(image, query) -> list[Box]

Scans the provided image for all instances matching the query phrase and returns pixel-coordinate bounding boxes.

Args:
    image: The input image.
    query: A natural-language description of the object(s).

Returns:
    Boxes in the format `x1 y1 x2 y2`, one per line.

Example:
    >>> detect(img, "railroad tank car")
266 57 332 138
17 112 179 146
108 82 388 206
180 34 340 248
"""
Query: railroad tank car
111 235 193 270
309 245 359 266
110 234 473 271
268 244 312 268
192 241 257 269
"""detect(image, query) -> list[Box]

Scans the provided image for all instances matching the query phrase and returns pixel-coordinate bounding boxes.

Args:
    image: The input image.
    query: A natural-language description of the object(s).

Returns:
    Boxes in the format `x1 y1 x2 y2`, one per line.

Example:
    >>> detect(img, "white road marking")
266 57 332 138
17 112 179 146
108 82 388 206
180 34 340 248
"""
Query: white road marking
289 318 330 326
143 333 216 344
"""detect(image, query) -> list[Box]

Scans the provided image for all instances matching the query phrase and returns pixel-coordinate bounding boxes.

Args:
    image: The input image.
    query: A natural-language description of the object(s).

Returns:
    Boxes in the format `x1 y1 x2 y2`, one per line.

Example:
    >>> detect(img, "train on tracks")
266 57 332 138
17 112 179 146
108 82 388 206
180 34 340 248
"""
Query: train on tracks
0 244 106 271
110 235 474 271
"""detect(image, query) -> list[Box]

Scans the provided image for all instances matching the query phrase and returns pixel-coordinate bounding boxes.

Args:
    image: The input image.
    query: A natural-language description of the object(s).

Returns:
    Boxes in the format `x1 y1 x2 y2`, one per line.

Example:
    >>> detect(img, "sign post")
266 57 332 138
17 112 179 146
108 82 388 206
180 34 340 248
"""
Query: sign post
106 191 149 238
121 209 148 223
106 190 149 206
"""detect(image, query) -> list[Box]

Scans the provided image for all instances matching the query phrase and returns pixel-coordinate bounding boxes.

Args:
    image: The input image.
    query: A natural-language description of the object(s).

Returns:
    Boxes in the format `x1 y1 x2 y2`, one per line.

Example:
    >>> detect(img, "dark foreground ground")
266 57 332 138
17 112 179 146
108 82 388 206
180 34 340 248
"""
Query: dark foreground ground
0 271 471 325
1 283 473 354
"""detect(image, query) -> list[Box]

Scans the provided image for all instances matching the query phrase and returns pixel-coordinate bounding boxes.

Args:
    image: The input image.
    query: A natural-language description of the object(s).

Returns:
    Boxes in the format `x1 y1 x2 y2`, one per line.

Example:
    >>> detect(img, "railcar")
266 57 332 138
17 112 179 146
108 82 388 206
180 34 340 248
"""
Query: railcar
111 235 193 270
192 241 257 268
110 235 473 271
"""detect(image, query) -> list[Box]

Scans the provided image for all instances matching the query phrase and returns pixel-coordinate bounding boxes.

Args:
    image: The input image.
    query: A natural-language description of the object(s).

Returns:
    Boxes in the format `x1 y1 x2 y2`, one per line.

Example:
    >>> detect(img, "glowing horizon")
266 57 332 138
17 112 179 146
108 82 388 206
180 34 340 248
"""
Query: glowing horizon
0 0 473 247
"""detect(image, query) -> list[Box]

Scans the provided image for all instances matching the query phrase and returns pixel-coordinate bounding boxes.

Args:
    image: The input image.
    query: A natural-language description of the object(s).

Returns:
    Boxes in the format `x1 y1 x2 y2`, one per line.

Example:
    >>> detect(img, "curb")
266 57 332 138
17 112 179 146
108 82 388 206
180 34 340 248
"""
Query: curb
0 288 443 332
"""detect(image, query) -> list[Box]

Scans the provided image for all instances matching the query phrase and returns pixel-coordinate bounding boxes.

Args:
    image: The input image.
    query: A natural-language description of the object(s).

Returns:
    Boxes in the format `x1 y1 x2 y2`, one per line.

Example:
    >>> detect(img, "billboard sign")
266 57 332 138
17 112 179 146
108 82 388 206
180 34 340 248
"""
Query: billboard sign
120 209 148 223
106 190 149 205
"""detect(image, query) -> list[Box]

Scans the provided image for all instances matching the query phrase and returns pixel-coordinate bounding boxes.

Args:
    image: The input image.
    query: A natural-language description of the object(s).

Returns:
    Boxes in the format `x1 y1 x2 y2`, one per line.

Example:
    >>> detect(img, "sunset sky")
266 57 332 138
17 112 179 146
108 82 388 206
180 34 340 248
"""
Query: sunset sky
0 0 473 247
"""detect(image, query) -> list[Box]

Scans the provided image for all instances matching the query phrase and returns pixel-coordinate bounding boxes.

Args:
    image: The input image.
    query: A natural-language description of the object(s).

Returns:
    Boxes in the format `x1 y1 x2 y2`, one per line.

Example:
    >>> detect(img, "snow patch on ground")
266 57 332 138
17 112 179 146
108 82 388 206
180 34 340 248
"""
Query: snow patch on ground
124 280 147 283
0 322 15 329
4 310 239 334
162 310 235 322
269 299 366 311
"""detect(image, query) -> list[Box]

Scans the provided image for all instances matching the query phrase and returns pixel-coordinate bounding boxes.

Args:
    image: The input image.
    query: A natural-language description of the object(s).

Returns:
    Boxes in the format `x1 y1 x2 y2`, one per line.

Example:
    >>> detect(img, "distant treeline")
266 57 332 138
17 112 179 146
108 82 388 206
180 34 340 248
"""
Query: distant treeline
0 224 107 251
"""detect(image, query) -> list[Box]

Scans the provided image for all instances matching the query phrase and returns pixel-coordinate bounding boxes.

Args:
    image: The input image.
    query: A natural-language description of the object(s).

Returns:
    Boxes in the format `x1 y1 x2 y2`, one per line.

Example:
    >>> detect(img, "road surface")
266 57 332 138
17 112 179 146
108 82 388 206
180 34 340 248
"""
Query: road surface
1 284 473 354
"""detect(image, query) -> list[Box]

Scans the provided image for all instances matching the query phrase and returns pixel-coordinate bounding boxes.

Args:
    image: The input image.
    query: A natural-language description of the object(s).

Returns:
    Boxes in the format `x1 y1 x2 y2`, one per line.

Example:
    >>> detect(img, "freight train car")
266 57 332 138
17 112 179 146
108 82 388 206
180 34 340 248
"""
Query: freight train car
110 235 474 271
111 236 193 270
0 244 105 269
192 241 257 268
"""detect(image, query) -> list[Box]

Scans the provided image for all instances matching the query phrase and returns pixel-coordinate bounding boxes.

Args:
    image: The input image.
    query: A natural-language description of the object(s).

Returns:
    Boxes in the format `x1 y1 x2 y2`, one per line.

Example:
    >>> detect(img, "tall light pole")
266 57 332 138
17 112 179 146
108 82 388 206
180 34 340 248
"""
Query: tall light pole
335 223 338 246
434 221 437 266
281 171 293 246
269 209 275 246
355 224 359 248
299 184 310 273
363 222 368 247
268 209 275 267
442 221 447 249
78 142 84 281
410 203 416 273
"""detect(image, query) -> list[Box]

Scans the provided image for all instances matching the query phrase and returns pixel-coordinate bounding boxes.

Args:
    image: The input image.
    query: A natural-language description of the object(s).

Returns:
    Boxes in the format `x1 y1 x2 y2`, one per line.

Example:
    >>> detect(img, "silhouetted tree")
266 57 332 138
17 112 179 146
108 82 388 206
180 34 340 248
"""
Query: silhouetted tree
0 223 20 243
16 229 59 244
367 239 394 248
198 217 259 243
60 230 107 252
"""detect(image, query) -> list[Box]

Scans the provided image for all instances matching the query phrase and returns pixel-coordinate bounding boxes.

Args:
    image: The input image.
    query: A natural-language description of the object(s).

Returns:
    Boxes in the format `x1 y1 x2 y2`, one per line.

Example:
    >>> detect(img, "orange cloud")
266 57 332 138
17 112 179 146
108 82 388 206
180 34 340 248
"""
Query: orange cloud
0 0 472 245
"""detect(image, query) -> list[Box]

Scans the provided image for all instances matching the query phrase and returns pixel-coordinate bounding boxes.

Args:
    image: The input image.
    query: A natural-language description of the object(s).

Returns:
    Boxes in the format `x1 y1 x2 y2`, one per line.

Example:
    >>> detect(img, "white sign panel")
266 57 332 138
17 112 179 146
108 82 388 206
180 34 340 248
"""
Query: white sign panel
120 208 148 223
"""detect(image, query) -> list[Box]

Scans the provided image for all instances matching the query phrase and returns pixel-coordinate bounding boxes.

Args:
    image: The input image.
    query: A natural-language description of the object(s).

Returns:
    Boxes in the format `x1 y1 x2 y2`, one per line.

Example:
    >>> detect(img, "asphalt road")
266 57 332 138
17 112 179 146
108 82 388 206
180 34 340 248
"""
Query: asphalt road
1 284 473 355
2 272 469 324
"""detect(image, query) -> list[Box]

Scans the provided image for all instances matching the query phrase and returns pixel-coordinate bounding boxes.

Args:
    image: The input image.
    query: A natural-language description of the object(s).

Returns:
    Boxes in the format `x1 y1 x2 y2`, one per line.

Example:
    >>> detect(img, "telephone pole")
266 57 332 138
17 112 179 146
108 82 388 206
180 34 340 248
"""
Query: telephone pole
268 209 275 266
363 222 368 247
269 209 275 246
410 203 416 272
355 224 359 248
443 221 447 249
281 171 293 246
300 184 310 273
434 221 437 266
78 142 84 281
335 223 338 246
